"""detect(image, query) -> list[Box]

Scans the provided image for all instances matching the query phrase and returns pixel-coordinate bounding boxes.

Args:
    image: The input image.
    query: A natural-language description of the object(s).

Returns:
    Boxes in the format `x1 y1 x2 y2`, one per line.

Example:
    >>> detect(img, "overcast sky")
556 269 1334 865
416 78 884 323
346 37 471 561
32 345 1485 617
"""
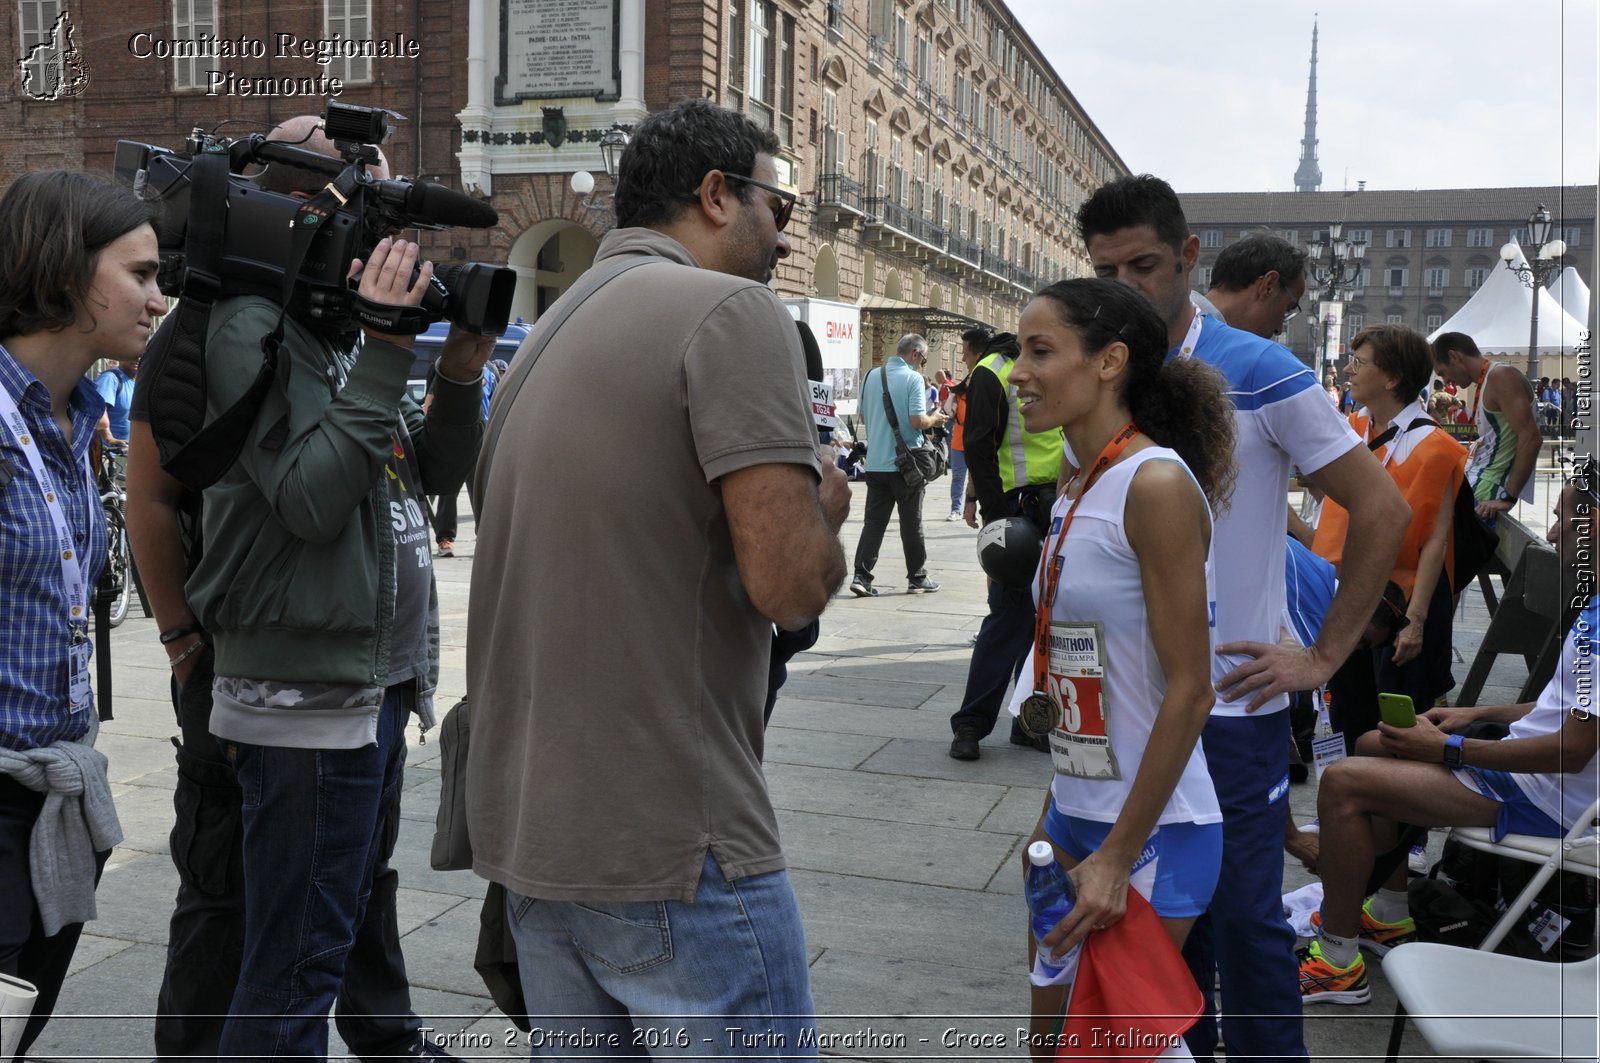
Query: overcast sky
1004 0 1598 194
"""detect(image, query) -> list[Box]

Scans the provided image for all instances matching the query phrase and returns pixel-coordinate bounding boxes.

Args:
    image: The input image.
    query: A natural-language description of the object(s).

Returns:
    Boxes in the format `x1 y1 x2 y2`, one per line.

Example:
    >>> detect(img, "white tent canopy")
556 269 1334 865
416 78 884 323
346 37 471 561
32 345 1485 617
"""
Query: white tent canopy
1427 251 1585 355
1547 265 1591 327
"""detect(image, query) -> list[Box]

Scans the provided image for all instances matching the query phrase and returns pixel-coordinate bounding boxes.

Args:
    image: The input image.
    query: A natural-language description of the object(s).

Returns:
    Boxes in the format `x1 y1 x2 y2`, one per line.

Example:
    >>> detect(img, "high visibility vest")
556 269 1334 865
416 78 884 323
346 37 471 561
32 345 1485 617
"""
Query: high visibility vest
976 351 1062 491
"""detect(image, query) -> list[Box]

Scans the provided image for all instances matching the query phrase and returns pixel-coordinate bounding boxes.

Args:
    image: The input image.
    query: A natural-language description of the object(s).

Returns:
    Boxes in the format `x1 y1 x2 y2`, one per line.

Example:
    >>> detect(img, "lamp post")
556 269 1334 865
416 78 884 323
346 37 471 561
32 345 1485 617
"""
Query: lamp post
1499 203 1567 384
1305 222 1367 379
569 125 631 212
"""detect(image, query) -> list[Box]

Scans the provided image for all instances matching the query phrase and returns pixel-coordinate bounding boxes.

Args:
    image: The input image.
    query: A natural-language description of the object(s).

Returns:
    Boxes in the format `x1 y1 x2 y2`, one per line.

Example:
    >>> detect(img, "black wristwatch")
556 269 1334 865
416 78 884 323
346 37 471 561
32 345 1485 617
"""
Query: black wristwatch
1442 734 1465 767
1493 485 1513 503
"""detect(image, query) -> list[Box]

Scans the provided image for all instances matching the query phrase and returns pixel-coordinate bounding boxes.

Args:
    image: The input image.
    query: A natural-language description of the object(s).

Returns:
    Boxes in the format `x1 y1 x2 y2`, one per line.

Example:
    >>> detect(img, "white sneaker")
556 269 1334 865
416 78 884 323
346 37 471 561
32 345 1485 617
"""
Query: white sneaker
946 511 962 521
1408 843 1428 874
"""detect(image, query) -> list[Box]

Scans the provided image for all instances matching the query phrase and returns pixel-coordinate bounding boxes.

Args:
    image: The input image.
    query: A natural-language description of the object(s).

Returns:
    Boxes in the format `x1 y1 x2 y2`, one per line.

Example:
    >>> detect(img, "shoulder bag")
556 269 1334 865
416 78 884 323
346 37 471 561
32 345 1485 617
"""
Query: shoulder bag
874 367 948 488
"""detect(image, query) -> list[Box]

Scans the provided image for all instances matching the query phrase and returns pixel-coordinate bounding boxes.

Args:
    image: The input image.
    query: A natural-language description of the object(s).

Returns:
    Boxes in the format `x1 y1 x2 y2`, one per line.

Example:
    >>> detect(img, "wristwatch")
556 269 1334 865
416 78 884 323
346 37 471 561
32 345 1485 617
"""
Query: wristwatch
1493 485 1513 502
1442 733 1466 767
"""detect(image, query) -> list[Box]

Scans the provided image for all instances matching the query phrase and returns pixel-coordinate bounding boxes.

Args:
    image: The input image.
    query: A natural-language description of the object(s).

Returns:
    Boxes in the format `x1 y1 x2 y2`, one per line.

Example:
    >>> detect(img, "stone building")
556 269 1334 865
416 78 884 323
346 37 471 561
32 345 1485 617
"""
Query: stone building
2 0 1126 409
1181 186 1596 371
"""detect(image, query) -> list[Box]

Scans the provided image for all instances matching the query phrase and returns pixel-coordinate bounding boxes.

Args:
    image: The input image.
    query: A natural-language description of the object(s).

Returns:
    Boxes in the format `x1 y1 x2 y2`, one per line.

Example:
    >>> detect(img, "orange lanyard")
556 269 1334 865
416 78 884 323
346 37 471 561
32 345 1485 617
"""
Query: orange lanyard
1031 422 1140 695
1468 361 1489 425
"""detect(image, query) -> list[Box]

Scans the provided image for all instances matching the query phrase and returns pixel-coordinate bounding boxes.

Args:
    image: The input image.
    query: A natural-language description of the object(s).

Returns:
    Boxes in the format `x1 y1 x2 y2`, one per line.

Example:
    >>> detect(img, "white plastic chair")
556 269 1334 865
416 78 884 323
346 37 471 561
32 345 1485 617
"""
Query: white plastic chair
1381 798 1600 1062
1450 796 1600 951
1382 949 1596 1062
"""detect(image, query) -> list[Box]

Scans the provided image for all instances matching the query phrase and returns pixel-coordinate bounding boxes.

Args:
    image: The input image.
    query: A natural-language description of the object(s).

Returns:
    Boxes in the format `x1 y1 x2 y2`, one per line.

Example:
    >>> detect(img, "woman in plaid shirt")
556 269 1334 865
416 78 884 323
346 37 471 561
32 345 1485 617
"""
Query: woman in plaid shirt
0 169 164 1057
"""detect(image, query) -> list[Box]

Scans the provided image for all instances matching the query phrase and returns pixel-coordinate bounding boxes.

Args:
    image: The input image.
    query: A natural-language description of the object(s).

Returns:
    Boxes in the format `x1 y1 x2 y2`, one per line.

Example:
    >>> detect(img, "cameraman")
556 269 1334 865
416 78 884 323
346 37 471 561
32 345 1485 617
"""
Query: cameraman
173 118 489 1059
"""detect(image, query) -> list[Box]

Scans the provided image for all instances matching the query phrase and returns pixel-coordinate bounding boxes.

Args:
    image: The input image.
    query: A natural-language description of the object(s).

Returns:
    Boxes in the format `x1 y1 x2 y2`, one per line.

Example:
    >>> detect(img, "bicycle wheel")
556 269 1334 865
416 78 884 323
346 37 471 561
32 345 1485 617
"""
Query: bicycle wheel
107 522 131 628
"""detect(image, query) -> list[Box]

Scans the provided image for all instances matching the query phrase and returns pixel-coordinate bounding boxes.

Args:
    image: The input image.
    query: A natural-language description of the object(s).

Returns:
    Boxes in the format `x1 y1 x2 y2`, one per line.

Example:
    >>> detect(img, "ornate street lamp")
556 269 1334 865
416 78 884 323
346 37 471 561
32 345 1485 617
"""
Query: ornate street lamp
570 126 631 212
1500 203 1567 383
1305 222 1367 378
598 126 630 182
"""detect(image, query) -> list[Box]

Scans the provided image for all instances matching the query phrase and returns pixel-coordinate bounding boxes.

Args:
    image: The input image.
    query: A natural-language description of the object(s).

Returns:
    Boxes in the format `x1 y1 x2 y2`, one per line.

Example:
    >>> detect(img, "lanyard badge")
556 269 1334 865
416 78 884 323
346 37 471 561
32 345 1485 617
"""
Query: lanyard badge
0 385 96 712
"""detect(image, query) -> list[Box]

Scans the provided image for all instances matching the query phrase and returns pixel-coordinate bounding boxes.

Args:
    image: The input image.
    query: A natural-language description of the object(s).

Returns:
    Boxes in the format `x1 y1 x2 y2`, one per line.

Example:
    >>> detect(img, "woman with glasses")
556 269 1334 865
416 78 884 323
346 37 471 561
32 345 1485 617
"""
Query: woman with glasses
1312 324 1468 755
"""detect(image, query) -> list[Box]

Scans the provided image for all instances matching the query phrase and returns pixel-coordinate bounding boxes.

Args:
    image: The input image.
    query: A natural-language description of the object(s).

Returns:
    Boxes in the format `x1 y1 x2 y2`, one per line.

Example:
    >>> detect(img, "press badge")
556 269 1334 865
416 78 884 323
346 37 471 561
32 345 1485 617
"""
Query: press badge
1044 620 1121 781
68 636 92 714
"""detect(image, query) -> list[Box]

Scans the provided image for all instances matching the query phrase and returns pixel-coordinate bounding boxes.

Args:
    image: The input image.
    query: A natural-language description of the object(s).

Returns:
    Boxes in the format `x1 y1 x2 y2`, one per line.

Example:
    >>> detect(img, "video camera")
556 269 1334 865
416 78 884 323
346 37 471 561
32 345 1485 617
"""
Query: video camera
113 100 514 335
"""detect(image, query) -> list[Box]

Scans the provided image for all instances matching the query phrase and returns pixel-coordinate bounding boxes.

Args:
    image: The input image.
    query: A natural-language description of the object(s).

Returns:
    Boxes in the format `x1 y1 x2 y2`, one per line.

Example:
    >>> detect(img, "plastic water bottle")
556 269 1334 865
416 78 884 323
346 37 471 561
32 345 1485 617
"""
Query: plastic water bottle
1024 840 1080 982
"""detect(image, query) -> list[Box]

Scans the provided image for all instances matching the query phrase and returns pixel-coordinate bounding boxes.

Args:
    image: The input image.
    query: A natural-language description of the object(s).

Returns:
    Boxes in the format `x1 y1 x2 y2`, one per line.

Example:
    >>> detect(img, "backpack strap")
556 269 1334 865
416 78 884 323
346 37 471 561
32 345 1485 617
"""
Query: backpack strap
474 255 661 496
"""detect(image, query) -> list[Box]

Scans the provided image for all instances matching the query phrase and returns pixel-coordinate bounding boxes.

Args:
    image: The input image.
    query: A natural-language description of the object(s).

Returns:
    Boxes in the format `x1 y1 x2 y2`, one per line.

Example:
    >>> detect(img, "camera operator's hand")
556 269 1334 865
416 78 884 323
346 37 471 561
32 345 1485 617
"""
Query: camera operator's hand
437 327 496 384
350 237 433 349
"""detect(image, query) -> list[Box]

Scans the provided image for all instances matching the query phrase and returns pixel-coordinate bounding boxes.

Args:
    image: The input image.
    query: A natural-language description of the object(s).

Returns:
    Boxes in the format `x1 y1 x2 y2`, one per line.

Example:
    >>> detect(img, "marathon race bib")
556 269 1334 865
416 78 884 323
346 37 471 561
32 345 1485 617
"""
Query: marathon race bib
1043 620 1121 781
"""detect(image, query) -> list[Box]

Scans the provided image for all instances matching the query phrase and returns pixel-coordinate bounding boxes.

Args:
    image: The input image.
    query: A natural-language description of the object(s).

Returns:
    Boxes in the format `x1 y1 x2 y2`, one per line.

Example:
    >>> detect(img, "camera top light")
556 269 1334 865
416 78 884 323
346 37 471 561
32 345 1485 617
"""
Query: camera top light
322 101 403 146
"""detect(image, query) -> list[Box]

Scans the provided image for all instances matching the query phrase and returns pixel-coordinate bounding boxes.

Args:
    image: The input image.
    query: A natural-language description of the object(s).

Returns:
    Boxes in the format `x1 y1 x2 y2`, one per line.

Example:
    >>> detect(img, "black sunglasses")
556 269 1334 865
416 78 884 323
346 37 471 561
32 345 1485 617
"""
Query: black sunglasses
691 171 797 232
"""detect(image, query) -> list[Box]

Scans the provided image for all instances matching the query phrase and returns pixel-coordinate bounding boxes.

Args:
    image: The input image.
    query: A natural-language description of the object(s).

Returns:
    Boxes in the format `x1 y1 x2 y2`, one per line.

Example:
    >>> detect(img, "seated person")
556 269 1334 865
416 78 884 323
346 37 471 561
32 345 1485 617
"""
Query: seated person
1298 464 1599 1005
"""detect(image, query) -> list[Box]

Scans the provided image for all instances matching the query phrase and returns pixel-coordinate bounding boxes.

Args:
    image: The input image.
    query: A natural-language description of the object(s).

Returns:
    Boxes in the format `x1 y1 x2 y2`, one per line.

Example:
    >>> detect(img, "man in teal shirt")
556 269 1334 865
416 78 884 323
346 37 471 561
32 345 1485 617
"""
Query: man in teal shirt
849 333 947 596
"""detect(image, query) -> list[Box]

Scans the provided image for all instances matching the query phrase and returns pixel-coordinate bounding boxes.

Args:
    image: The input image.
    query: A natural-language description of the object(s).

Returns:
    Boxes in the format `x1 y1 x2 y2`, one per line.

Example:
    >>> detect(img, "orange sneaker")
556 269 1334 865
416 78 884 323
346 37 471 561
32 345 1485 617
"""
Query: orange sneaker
1310 897 1417 956
1297 940 1371 1005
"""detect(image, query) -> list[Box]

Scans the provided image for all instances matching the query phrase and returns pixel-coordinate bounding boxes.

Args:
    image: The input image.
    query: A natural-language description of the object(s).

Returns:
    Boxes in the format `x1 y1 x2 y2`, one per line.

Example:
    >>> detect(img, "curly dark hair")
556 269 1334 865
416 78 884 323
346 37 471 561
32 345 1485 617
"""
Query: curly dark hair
0 169 160 340
1033 277 1237 511
613 98 779 230
1076 174 1189 254
1351 323 1433 404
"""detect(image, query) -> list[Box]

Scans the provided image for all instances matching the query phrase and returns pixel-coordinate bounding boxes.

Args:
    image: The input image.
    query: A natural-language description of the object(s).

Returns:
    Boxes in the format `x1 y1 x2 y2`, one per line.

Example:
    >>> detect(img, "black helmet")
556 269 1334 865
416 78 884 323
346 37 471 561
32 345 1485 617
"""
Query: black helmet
976 516 1044 588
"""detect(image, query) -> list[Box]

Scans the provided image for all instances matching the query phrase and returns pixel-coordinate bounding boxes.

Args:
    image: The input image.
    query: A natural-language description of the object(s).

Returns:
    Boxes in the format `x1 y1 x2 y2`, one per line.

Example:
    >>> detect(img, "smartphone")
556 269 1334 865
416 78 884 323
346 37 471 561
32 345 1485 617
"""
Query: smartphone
1378 692 1418 728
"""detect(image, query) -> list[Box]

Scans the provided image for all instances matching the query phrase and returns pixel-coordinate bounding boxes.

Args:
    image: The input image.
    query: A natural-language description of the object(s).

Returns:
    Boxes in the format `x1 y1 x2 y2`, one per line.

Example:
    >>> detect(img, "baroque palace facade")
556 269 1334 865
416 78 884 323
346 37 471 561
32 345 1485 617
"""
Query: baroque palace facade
1182 187 1596 371
2 0 1126 400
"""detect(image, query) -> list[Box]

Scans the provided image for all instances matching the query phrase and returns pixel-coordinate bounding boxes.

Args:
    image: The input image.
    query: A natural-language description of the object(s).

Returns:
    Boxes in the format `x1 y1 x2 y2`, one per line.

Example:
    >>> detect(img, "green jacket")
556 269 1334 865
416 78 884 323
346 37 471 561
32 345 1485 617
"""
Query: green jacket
186 296 482 700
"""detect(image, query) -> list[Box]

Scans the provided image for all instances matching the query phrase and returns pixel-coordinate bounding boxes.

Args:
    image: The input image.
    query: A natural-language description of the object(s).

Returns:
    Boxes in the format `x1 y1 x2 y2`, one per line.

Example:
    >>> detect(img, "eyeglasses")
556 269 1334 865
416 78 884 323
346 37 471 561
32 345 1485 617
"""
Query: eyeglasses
716 171 797 232
1282 302 1301 325
1347 354 1367 370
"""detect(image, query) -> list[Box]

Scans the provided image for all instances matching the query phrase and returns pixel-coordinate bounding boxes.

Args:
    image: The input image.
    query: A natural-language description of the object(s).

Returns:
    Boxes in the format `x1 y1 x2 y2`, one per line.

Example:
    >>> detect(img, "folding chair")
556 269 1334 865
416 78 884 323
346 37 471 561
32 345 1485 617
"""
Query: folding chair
1383 798 1600 1062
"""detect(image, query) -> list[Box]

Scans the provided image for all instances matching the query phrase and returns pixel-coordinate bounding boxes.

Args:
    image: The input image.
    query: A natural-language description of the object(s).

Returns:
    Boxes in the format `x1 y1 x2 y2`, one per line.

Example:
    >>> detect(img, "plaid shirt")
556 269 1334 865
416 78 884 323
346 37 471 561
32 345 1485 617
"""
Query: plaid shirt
0 343 108 752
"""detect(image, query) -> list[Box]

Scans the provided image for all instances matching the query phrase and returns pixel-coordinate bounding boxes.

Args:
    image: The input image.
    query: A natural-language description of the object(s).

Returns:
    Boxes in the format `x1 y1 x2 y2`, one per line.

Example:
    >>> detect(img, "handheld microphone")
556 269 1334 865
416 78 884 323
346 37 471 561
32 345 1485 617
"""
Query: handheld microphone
795 320 836 439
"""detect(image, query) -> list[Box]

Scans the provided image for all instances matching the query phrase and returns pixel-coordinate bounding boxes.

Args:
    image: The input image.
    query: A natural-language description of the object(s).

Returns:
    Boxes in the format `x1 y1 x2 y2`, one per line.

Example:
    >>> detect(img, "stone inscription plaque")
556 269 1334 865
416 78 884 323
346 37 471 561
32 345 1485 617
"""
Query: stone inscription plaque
500 0 618 101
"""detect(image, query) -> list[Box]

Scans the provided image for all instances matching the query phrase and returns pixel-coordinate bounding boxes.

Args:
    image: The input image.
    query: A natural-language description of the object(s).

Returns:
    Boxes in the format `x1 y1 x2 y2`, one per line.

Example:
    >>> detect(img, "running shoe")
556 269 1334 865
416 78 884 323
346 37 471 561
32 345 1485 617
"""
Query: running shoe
436 539 455 558
1408 843 1429 874
1310 897 1417 956
1297 940 1371 1005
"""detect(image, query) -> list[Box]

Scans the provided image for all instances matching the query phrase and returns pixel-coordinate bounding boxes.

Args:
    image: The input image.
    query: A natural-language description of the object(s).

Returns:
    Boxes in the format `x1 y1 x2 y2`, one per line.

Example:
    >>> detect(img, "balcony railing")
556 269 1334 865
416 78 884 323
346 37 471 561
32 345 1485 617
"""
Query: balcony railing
894 57 908 88
916 79 932 109
947 234 981 265
936 95 949 123
867 36 884 68
817 173 866 215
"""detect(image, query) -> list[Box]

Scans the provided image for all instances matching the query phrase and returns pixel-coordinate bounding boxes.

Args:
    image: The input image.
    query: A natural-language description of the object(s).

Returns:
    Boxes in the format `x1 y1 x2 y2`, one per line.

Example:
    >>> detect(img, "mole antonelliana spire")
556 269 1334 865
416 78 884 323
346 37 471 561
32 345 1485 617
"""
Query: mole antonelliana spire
1294 19 1323 193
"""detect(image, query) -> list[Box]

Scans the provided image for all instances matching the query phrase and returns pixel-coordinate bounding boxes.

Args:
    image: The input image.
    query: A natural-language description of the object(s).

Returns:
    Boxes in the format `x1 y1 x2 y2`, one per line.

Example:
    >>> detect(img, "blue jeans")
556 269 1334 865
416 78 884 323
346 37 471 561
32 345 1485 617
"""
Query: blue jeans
219 686 409 1061
505 852 817 1058
157 644 421 1061
949 578 1034 740
948 448 968 512
1181 711 1308 1063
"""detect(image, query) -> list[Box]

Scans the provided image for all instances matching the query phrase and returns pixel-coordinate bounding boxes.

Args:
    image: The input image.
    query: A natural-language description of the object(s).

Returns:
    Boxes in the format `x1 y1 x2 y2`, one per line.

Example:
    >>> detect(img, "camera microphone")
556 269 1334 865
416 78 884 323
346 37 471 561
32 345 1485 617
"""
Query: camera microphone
400 180 499 228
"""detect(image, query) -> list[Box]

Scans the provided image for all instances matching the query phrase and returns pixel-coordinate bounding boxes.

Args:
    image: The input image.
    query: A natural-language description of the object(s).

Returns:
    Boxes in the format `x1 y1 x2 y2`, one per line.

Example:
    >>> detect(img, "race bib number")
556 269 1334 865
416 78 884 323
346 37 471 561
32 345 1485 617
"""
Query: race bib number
1044 621 1120 781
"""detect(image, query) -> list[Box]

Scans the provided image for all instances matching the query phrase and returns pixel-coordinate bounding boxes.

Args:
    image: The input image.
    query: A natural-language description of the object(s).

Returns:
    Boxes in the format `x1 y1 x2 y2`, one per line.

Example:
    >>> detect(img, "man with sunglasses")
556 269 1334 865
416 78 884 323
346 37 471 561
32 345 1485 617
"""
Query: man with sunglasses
466 98 849 1055
1198 232 1308 342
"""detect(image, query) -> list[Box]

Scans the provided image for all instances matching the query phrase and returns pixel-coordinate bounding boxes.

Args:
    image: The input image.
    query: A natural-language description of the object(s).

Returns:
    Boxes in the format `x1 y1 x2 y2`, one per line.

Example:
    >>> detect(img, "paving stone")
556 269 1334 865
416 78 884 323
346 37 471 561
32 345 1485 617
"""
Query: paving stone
777 672 942 709
767 762 1009 830
775 810 1016 891
768 697 953 741
858 735 1058 788
763 728 890 770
